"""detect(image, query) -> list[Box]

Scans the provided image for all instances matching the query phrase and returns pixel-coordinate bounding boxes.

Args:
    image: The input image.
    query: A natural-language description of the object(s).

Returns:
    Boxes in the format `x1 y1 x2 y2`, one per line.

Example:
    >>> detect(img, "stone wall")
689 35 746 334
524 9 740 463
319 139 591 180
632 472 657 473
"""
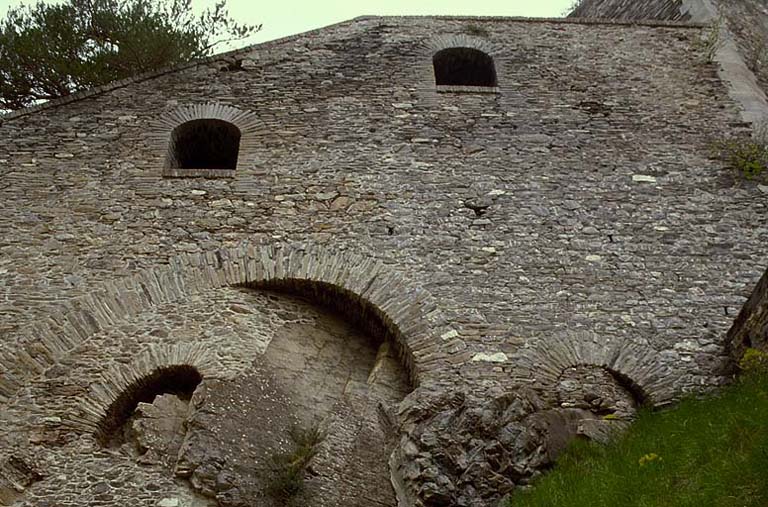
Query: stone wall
570 0 768 122
1 15 767 507
569 0 690 21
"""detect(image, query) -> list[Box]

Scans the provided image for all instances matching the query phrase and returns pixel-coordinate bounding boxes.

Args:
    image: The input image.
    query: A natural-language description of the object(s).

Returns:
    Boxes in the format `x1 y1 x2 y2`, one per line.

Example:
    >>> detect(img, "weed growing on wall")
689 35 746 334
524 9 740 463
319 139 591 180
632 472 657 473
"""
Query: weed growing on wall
711 121 768 181
694 16 726 63
739 348 768 375
264 422 327 505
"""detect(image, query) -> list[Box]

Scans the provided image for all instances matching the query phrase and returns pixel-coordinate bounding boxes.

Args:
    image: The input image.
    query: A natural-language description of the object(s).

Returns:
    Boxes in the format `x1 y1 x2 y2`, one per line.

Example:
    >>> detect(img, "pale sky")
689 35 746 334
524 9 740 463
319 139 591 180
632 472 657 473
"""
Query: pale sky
0 0 576 48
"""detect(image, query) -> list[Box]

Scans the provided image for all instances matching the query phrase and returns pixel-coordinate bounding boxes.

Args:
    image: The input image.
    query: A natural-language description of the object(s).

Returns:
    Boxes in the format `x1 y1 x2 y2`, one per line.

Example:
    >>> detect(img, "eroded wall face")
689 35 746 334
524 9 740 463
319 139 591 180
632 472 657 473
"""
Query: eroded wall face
1 288 408 506
0 15 766 506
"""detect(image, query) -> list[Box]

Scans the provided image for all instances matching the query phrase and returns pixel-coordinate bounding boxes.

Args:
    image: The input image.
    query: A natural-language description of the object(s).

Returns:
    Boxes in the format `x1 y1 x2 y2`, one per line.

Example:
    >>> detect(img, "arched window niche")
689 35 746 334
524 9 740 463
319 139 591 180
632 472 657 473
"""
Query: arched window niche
433 47 499 93
164 118 241 177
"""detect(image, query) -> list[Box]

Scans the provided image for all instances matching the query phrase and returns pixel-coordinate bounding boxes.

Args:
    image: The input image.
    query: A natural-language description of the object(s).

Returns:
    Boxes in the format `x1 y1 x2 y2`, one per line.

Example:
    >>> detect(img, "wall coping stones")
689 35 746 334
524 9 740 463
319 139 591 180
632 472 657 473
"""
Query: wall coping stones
0 242 450 407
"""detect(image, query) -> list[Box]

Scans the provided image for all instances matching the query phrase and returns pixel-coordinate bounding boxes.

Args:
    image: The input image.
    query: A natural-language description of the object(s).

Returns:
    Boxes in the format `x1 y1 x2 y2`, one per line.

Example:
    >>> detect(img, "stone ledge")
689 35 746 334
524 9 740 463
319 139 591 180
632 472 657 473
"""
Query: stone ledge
161 168 236 179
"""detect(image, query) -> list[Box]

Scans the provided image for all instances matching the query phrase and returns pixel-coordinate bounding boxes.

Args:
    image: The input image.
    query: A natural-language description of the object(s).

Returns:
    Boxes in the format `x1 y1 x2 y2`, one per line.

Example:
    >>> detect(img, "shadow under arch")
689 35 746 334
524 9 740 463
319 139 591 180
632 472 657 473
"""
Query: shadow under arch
242 277 417 390
97 364 202 445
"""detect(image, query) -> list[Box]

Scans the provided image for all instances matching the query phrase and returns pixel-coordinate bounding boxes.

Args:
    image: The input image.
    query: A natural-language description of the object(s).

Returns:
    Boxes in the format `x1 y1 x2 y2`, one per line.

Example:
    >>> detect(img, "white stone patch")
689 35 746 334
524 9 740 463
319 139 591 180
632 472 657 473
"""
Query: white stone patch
673 339 702 352
392 103 413 109
481 247 497 254
471 352 508 363
440 329 459 340
55 153 74 158
190 190 206 196
585 255 602 262
632 174 657 183
758 185 768 194
620 315 636 327
654 225 669 231
158 499 180 507
487 189 506 196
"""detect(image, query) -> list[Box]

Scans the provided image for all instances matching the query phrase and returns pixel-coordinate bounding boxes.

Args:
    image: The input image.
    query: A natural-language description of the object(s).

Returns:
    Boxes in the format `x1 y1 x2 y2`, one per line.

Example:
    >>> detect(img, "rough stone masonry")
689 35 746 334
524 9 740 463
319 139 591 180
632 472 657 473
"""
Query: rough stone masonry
1 3 768 506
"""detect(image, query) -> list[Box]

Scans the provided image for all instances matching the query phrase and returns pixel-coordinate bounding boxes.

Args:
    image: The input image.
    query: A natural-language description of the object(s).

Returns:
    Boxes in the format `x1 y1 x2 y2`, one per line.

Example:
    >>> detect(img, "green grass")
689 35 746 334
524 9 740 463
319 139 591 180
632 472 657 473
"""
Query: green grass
506 373 768 507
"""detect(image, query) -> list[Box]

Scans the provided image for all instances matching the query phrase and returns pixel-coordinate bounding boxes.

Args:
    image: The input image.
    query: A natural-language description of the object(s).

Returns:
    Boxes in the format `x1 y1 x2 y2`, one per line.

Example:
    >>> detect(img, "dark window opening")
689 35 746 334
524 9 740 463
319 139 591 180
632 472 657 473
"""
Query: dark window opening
98 365 203 445
433 47 497 87
171 119 241 170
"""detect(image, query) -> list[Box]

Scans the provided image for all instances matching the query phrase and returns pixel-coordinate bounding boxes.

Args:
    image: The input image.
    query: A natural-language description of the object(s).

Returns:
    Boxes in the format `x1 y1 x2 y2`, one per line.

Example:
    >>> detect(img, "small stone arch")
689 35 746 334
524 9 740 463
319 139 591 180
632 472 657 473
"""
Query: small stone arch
510 331 675 407
76 343 221 441
417 34 505 99
433 47 498 88
147 103 262 178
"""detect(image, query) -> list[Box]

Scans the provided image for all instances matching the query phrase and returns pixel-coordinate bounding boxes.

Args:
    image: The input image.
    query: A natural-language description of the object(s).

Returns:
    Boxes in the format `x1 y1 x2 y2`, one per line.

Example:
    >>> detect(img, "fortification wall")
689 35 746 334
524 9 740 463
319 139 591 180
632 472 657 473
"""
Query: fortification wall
1 16 767 507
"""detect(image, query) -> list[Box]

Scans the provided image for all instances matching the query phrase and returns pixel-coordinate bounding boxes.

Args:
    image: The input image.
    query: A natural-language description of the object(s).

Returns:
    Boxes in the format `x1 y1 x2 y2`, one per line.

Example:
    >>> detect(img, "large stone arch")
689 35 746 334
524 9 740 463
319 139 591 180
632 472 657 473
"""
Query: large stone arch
0 243 452 406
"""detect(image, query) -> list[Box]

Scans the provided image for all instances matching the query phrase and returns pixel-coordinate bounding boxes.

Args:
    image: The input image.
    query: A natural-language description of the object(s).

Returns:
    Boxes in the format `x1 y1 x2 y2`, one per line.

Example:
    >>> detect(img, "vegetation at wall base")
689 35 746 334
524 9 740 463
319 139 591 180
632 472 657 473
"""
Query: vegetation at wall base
711 122 768 182
506 358 768 507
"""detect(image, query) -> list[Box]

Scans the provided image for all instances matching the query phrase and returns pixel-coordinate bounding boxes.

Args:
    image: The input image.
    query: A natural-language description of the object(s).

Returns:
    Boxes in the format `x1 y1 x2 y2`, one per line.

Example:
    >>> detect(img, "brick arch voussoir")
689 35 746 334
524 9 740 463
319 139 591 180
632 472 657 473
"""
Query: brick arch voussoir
424 34 501 56
511 331 675 407
217 243 447 386
146 102 264 171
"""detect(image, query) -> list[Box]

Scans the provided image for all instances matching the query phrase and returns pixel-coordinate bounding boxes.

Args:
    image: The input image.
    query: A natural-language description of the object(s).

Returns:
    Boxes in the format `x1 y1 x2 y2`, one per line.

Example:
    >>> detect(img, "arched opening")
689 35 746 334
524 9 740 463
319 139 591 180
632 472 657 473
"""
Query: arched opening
169 119 241 170
97 365 202 445
556 365 645 419
247 277 416 388
433 47 498 88
166 282 412 506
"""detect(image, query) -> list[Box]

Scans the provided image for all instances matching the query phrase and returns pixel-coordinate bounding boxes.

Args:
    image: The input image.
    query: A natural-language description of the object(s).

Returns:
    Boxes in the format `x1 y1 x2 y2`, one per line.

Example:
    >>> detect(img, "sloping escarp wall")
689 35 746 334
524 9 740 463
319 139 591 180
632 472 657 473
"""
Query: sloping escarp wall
571 0 768 124
569 0 691 21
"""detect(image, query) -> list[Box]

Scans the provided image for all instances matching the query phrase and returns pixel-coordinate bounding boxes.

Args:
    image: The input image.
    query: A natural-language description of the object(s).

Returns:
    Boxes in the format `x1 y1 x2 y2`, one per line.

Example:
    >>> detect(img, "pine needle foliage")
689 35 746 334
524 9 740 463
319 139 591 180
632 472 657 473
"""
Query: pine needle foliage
0 0 260 109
